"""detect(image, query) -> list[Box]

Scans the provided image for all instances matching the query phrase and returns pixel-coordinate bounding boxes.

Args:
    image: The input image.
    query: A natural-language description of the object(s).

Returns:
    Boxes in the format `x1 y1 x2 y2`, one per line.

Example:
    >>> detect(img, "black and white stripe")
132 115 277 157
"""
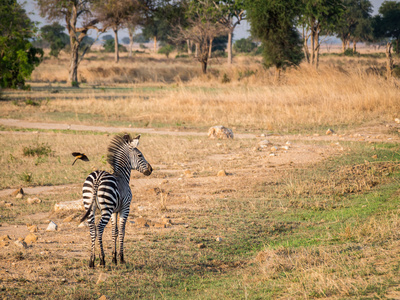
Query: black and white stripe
81 134 152 268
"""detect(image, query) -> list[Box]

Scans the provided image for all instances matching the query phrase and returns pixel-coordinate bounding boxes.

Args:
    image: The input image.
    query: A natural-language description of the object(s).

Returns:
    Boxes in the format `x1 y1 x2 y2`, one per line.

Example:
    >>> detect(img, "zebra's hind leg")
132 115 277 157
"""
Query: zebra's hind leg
118 213 128 264
97 213 111 267
88 214 96 268
111 212 119 265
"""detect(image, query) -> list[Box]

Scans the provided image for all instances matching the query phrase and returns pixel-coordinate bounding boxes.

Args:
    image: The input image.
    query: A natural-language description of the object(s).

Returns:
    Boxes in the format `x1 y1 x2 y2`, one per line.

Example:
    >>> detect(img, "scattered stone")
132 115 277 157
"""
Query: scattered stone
63 215 74 223
216 237 223 242
160 179 169 185
134 217 149 228
161 217 172 225
154 223 166 228
395 118 400 124
28 225 38 233
313 133 320 137
5 203 13 207
260 133 266 137
61 278 67 283
24 233 38 244
14 240 28 249
96 273 109 285
197 243 205 249
46 221 58 231
371 154 378 159
183 224 189 228
184 170 193 178
11 188 24 197
78 222 87 228
54 200 84 212
270 146 279 152
208 126 234 139
0 241 9 248
217 170 227 177
326 128 335 135
286 141 291 145
269 153 276 157
27 197 41 204
258 140 272 148
281 145 290 150
99 295 107 300
15 193 23 199
1 234 11 241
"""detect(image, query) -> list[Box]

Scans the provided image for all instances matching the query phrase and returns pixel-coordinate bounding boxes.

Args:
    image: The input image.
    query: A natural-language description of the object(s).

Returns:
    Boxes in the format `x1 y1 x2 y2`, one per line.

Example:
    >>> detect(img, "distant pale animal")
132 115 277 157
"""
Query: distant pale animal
80 134 152 268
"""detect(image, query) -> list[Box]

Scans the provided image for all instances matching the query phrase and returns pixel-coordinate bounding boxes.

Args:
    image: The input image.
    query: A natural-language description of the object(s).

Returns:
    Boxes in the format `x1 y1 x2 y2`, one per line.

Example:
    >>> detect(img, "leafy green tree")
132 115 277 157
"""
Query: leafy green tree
0 0 43 88
334 0 372 53
246 0 303 77
103 39 127 53
41 22 69 57
375 1 400 54
299 0 343 68
233 37 257 53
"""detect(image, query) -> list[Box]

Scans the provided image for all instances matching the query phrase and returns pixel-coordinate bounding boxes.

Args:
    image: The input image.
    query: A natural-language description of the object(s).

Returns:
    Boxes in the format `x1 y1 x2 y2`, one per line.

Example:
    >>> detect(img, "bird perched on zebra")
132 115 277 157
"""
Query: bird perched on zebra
80 133 152 268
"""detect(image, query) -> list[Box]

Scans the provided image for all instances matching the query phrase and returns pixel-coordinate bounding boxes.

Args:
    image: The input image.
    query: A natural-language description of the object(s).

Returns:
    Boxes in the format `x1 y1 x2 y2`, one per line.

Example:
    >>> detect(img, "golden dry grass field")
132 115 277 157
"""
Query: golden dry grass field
0 50 400 299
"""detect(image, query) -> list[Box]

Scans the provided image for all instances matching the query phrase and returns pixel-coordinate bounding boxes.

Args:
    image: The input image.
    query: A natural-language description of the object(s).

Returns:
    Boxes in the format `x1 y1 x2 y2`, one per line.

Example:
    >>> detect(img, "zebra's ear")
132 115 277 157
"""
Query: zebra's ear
131 134 141 148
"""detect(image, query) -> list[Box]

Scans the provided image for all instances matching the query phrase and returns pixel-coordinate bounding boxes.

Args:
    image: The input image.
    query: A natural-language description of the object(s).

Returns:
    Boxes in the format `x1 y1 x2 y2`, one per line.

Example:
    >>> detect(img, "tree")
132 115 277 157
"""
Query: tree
233 37 257 53
334 0 372 53
174 0 227 74
41 22 69 57
0 0 43 88
299 0 343 68
36 0 106 86
376 1 400 54
212 0 245 64
246 0 303 78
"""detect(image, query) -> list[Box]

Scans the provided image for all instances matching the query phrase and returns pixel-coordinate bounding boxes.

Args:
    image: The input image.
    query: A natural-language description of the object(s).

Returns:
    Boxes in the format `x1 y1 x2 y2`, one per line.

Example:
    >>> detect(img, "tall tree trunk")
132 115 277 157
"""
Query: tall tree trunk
275 66 281 82
396 38 399 55
386 42 393 80
342 39 346 53
310 28 315 65
187 39 192 54
208 38 213 59
68 36 79 85
353 40 357 53
315 30 320 69
347 40 350 49
195 43 199 58
303 27 310 63
153 36 157 53
128 31 134 57
113 28 119 63
201 60 207 74
227 30 233 65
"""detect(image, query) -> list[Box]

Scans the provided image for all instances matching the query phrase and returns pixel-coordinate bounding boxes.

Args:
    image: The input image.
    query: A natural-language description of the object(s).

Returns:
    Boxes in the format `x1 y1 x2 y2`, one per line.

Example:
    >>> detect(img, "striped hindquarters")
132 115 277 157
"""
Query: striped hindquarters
82 170 120 213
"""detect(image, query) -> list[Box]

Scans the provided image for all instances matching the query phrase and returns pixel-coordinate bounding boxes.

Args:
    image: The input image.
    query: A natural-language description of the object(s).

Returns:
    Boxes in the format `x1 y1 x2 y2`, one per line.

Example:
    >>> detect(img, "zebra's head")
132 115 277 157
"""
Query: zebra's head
126 134 152 176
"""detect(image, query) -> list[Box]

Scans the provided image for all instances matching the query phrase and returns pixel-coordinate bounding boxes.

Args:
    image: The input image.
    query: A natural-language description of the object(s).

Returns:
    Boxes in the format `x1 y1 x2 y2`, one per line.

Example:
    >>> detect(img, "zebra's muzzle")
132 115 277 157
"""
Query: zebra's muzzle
143 165 152 176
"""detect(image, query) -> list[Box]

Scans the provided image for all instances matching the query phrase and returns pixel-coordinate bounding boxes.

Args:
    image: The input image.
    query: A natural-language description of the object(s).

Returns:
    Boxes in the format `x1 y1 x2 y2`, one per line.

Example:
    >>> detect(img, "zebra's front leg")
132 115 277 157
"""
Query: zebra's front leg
118 213 129 264
97 214 110 267
111 212 119 265
88 214 96 268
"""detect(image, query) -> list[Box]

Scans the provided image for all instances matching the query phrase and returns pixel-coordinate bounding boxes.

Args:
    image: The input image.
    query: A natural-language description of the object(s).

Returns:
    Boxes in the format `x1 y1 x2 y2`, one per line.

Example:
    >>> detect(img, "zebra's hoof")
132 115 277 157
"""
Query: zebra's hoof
119 253 125 264
89 259 95 268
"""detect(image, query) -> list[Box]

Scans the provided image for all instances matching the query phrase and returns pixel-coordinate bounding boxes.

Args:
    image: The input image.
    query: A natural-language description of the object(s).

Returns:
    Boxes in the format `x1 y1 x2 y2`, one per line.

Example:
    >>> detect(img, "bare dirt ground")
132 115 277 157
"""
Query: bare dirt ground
1 118 399 294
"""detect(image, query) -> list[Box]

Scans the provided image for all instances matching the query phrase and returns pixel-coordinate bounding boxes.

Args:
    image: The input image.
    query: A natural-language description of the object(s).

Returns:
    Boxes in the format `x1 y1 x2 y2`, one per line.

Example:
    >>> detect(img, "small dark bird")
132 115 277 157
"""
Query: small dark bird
72 152 89 165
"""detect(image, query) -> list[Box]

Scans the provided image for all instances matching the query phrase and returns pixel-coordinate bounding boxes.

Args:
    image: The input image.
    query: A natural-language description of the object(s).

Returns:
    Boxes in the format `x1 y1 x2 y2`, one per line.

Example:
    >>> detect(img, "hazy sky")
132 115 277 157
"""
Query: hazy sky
20 0 387 42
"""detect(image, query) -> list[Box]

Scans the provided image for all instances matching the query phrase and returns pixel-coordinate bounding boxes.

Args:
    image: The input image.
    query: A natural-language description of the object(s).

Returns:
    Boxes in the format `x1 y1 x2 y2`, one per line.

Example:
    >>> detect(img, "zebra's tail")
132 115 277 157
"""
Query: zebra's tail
80 179 100 223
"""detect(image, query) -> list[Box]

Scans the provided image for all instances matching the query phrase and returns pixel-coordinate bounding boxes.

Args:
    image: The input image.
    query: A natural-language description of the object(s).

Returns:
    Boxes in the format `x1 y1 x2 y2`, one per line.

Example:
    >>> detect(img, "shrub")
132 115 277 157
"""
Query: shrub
23 143 52 157
158 44 175 58
234 38 258 53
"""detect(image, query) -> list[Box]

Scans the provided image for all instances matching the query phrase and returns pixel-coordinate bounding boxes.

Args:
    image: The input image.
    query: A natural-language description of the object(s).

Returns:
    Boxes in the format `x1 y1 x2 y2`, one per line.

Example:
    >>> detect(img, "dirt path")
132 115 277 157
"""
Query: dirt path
1 118 399 143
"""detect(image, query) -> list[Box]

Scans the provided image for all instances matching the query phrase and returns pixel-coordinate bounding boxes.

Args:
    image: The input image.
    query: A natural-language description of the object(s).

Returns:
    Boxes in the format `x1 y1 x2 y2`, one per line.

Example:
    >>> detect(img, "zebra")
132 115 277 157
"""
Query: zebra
80 133 152 268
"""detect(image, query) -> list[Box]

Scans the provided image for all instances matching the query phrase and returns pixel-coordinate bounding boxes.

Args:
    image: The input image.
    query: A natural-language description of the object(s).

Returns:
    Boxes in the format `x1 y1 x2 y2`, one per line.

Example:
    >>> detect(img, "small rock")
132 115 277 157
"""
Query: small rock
154 223 166 228
313 133 320 137
27 197 41 204
281 145 290 150
15 193 23 199
269 153 276 157
28 225 38 233
0 235 11 241
25 233 38 244
96 273 109 285
0 241 9 248
11 188 24 197
5 203 13 207
161 217 172 225
61 278 67 283
208 126 234 139
217 170 227 177
134 217 149 227
371 154 378 159
197 243 205 249
395 118 400 124
63 215 74 223
260 133 266 137
14 240 28 249
216 237 223 242
326 128 335 135
160 179 169 185
46 221 58 231
258 140 272 148
99 295 107 300
286 141 291 145
184 170 193 178
270 146 279 152
78 222 87 228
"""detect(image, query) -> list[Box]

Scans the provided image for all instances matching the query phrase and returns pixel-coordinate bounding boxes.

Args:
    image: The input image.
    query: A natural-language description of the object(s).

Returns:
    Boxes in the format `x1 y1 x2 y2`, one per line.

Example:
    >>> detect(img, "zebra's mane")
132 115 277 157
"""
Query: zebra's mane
107 134 132 173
